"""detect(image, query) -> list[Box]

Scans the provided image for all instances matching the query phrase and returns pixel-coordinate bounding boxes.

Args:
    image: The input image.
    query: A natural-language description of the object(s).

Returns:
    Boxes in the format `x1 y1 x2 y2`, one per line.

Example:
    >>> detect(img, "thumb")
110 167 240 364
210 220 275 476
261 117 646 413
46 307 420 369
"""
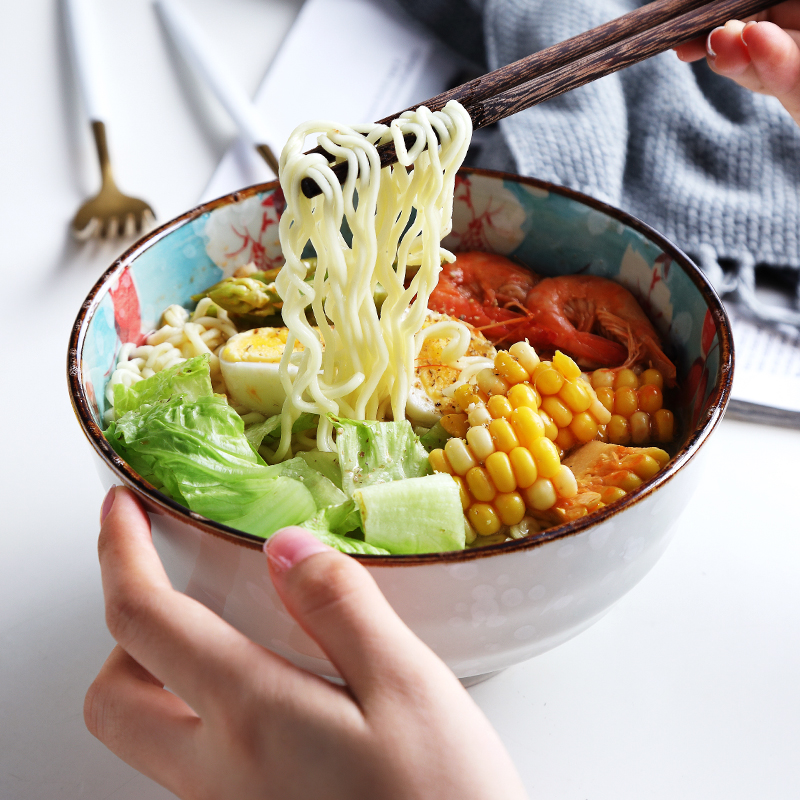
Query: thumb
265 527 443 700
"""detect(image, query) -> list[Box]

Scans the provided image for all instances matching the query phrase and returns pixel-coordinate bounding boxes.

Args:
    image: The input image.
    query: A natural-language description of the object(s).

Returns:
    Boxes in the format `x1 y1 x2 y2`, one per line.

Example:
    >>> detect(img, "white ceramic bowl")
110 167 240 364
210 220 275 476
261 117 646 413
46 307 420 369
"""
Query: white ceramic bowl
69 169 733 682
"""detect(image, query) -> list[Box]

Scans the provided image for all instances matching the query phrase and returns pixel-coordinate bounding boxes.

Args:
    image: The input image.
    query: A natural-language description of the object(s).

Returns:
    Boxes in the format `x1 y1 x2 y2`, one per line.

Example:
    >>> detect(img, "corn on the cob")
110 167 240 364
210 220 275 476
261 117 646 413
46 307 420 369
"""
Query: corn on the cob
429 344 604 537
590 367 675 445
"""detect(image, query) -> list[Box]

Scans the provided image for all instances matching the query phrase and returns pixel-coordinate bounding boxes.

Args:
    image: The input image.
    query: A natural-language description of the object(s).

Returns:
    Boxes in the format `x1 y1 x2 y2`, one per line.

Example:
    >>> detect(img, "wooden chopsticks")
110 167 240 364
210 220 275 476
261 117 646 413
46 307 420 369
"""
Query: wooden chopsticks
301 0 778 198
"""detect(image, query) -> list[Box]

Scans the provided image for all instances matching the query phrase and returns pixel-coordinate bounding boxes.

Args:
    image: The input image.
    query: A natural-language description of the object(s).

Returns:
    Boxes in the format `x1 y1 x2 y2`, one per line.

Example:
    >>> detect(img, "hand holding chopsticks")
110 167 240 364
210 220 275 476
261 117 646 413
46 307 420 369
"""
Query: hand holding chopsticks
301 0 781 198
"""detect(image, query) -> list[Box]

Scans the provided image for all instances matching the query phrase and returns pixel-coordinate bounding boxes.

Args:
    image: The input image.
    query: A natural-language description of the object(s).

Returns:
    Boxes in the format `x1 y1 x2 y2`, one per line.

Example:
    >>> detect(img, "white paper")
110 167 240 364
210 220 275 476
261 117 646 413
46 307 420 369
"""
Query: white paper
201 0 461 203
728 305 800 415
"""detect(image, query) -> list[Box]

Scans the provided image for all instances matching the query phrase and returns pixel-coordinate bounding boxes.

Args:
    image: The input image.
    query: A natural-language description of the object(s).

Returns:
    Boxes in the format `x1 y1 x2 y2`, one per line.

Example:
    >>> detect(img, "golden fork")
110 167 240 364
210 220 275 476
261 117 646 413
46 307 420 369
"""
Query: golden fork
71 120 156 240
65 0 155 240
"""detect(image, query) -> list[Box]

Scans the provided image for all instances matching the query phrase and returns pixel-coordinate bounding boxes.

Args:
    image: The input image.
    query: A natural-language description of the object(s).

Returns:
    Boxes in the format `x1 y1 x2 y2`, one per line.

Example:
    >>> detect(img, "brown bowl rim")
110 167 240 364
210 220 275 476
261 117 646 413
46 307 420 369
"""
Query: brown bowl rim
67 166 734 565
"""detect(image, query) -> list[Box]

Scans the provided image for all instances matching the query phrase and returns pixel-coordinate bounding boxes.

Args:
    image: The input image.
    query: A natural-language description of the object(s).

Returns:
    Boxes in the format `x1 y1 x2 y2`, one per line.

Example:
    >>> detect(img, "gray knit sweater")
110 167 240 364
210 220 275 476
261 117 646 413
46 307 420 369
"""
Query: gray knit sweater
396 0 800 323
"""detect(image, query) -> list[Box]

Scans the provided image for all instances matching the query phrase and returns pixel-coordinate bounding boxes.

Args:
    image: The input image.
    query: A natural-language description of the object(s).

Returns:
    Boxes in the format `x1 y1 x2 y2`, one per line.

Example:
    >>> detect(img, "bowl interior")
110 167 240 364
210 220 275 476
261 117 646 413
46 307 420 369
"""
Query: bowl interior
73 169 731 546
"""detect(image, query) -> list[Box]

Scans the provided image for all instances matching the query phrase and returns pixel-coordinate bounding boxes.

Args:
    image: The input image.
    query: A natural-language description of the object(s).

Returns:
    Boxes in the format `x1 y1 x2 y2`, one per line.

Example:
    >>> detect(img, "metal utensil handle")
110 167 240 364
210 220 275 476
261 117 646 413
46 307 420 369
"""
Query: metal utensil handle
63 0 108 123
156 0 273 147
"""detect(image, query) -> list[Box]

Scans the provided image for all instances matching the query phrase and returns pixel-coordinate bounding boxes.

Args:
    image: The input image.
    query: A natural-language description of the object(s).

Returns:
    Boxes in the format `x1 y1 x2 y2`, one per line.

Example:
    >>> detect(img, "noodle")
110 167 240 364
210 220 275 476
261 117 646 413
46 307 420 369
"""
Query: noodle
274 100 472 459
104 297 238 421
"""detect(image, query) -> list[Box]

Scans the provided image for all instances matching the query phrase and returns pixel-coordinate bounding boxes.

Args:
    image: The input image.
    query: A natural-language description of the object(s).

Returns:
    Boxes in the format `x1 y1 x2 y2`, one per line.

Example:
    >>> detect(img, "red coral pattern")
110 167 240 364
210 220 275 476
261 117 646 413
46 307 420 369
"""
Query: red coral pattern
109 269 144 346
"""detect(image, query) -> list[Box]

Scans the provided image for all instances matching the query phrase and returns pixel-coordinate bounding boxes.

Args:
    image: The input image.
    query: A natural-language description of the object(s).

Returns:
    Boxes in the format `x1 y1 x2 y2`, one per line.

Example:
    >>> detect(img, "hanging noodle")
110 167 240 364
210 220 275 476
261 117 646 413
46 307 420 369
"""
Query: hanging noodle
274 100 473 459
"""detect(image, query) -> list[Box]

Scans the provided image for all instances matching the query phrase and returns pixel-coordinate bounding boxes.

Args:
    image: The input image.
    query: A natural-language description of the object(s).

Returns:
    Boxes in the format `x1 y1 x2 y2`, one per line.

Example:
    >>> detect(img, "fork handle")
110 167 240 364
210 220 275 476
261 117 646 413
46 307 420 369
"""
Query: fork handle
64 0 108 123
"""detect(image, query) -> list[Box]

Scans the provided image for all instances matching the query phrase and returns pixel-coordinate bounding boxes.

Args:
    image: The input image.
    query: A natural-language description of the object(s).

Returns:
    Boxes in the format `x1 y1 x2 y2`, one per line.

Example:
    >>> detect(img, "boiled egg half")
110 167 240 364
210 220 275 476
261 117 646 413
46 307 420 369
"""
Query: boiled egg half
219 327 304 414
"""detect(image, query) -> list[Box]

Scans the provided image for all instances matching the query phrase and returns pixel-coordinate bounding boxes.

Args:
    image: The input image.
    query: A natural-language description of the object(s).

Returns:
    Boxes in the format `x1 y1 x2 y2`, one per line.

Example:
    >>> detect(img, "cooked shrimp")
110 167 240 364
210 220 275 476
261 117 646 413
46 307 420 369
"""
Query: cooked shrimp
524 275 676 385
428 252 538 344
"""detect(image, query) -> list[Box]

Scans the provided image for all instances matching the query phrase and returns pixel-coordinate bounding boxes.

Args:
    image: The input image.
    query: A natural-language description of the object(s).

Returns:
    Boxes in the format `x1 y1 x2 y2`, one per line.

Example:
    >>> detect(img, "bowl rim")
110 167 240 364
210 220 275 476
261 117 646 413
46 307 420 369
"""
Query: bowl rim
67 166 734 565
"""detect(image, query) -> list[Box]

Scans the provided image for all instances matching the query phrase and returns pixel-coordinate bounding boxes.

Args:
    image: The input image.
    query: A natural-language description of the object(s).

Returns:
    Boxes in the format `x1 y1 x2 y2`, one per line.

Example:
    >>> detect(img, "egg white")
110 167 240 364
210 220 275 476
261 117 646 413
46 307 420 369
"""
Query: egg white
219 327 300 414
406 314 496 426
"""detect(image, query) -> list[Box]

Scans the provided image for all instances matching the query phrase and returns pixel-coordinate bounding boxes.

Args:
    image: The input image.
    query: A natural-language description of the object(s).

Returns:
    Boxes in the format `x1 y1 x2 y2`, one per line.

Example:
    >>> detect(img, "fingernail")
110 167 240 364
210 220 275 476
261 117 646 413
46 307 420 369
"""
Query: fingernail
100 486 117 523
265 527 330 573
706 26 723 58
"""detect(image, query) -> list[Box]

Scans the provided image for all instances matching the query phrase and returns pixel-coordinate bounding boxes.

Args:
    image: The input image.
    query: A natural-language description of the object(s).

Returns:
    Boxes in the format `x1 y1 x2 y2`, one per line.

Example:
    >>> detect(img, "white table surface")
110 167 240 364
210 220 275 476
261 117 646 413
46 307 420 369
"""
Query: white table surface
2 2 799 798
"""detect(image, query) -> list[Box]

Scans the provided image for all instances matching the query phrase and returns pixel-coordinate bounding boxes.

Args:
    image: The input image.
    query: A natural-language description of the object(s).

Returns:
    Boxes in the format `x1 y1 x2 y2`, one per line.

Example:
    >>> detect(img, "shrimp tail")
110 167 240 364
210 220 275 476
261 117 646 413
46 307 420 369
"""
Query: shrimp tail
596 309 676 386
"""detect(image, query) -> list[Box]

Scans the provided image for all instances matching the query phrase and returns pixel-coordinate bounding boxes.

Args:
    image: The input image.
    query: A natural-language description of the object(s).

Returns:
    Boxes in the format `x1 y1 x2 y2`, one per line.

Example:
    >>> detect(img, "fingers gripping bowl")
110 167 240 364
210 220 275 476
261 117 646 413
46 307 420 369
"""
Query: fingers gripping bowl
69 169 732 681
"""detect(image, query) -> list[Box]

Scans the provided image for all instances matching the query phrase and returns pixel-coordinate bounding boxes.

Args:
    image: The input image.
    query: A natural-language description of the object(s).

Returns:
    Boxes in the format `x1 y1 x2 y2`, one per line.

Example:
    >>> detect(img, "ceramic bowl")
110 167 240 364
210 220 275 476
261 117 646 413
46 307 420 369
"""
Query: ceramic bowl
68 168 733 682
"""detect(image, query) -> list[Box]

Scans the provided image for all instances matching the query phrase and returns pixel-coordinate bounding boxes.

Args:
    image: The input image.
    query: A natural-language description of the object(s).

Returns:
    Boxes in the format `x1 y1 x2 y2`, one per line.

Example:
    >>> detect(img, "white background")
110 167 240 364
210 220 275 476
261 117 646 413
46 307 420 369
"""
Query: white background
2 1 800 798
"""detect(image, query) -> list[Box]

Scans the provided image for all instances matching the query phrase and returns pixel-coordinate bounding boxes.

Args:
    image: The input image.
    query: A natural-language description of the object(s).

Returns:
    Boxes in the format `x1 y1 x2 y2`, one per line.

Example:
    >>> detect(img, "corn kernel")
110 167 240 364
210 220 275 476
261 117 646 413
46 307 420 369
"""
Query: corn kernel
466 466 496 502
477 368 510 397
614 368 639 390
614 387 638 417
495 351 530 384
641 368 664 389
510 406 546 446
654 408 675 442
468 503 501 536
638 384 663 414
429 448 452 474
467 404 492 427
591 368 615 389
464 517 478 545
542 395 573 428
625 453 661 481
535 367 564 395
596 423 608 442
530 361 551 382
555 427 577 453
452 475 471 509
553 464 578 498
607 414 631 445
508 383 539 410
485 451 517 493
444 437 477 475
590 397 612 424
553 350 581 381
467 425 495 462
495 492 526 526
559 379 592 413
599 485 626 504
509 446 538 488
487 394 513 420
524 478 557 510
488 418 520 452
440 413 469 438
454 383 480 412
539 409 558 441
509 341 540 373
643 446 670 467
529 437 561 478
606 470 643 492
570 411 599 443
630 411 651 444
596 387 615 413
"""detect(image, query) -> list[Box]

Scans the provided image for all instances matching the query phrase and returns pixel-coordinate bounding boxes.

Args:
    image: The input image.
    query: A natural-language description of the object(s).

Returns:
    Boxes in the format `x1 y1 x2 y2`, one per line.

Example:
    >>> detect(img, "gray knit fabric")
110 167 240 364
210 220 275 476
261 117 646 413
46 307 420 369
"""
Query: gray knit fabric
396 0 800 323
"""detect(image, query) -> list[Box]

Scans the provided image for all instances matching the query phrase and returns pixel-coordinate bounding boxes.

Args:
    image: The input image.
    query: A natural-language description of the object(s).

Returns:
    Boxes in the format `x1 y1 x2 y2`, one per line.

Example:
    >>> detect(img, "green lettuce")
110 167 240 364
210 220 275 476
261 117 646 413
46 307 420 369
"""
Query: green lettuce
333 416 432 495
354 473 465 554
112 354 213 417
106 394 316 537
244 412 318 451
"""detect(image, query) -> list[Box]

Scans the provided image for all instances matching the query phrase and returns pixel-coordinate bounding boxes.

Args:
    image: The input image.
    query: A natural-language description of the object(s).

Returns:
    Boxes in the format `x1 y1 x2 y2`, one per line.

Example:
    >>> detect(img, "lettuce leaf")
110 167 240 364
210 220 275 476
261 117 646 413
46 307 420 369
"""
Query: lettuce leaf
244 412 317 451
106 394 316 537
113 354 213 416
333 417 432 496
354 473 465 554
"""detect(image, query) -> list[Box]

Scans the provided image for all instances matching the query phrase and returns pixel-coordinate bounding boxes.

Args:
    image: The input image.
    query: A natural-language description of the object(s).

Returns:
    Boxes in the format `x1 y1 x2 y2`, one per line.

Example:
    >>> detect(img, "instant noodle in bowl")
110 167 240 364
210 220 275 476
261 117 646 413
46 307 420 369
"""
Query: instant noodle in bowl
69 168 732 682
